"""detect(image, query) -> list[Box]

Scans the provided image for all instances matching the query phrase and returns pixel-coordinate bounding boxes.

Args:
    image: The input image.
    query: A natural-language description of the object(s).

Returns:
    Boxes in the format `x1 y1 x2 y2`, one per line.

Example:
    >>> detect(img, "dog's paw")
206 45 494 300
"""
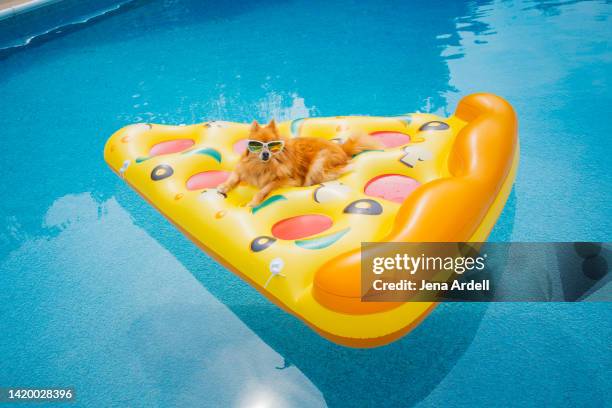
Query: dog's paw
217 184 229 194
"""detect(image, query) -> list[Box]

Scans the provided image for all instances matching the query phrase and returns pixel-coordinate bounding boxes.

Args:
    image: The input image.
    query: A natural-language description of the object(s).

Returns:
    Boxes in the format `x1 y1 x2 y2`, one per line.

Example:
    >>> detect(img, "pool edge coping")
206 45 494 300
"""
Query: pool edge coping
0 0 64 22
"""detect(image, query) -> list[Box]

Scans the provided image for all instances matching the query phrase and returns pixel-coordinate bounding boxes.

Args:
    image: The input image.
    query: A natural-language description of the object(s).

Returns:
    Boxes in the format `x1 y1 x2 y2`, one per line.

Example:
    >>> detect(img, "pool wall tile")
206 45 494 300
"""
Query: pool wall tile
0 0 135 50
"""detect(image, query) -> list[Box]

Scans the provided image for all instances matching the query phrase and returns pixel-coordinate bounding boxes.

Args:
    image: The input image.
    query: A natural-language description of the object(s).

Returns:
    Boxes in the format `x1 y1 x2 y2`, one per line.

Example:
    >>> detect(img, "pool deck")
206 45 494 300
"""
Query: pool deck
0 0 60 20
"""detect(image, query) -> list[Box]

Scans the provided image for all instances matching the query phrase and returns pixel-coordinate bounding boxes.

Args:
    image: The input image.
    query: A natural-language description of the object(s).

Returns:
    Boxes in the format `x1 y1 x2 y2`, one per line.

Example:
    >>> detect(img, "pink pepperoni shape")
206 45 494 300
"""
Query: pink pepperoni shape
271 214 333 240
186 171 230 190
149 139 195 156
364 174 420 203
233 139 248 155
369 131 410 148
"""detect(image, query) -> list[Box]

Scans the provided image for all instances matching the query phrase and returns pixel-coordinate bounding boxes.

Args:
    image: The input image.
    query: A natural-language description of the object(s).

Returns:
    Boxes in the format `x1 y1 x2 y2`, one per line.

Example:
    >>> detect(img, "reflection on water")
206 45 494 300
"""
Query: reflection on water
0 193 325 407
0 0 610 406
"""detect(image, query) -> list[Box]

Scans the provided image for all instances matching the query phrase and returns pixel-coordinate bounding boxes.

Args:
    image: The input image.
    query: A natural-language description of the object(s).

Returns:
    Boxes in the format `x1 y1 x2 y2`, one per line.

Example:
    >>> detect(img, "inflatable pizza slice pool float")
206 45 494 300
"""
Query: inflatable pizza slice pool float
104 93 518 347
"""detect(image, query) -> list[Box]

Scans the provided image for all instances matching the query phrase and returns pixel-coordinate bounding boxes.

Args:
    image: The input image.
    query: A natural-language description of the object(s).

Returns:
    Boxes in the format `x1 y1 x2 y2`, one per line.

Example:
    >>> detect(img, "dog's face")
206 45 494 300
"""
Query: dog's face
246 120 286 163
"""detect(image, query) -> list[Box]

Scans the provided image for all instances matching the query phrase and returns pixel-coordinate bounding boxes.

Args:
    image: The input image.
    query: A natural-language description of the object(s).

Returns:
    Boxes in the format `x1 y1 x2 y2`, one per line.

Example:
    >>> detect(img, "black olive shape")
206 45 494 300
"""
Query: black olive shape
419 121 450 131
251 236 277 252
343 199 383 215
151 164 174 181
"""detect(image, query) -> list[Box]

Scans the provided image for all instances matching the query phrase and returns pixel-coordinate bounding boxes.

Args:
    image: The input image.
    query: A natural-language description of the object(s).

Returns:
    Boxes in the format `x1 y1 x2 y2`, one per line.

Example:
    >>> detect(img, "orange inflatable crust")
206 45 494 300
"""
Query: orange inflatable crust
313 93 518 315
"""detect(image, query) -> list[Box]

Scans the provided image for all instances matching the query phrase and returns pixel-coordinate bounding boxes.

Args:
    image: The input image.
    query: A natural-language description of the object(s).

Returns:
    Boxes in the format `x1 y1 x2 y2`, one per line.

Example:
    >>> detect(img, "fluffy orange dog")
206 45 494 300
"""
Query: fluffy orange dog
217 119 381 207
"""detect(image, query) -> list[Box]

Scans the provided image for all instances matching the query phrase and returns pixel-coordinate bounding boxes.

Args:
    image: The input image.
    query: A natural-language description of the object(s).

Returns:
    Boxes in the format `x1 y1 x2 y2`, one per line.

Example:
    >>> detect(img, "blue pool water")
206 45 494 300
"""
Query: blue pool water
1 0 610 406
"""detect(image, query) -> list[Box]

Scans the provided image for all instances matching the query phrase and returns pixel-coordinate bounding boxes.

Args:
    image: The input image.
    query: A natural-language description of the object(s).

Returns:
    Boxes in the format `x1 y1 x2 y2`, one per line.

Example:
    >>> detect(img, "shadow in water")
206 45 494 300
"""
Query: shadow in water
115 186 489 407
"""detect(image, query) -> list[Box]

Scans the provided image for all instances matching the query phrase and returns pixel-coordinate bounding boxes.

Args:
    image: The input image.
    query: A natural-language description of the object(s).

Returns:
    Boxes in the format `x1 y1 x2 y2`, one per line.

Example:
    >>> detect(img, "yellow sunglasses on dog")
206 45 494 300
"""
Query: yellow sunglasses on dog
246 140 285 154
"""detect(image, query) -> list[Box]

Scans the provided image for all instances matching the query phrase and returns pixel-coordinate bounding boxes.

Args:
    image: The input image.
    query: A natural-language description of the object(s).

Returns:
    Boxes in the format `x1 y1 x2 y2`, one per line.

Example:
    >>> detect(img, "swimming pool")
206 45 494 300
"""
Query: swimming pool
0 0 610 406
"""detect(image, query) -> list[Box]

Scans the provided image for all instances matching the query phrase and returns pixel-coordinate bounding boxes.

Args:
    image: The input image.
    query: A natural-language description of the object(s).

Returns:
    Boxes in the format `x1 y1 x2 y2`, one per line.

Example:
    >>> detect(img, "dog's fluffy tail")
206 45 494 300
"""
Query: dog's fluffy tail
340 131 382 157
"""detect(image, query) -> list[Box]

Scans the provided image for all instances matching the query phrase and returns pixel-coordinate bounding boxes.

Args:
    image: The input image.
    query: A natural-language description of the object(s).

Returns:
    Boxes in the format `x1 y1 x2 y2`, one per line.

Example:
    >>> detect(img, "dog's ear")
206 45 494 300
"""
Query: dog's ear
250 120 260 132
267 119 277 130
